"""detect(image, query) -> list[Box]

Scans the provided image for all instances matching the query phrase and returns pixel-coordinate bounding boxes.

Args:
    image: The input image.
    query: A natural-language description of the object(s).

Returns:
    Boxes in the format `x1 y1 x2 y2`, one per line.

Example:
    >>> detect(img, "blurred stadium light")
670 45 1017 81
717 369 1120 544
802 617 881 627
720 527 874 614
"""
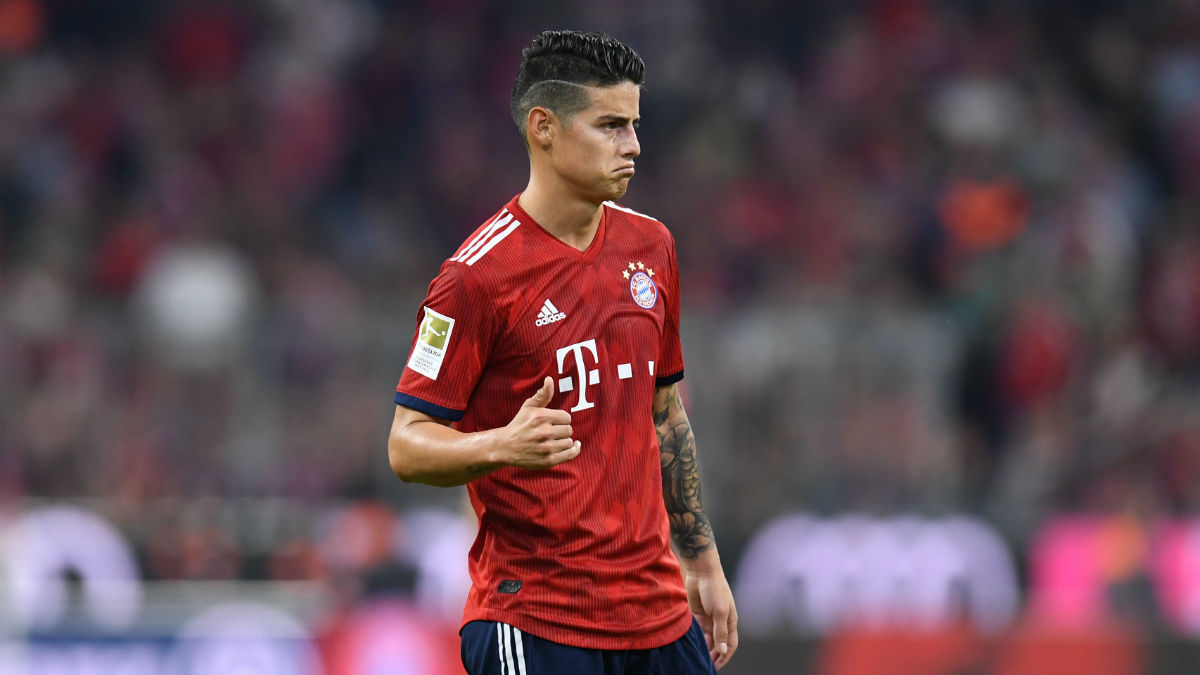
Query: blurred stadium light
735 513 1019 636
6 506 142 632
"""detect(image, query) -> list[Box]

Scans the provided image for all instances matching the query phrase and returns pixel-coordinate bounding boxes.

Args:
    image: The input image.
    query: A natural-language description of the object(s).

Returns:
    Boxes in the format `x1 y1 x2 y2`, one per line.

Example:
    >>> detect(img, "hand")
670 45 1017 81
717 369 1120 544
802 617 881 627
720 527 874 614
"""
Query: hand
500 376 581 469
684 568 739 670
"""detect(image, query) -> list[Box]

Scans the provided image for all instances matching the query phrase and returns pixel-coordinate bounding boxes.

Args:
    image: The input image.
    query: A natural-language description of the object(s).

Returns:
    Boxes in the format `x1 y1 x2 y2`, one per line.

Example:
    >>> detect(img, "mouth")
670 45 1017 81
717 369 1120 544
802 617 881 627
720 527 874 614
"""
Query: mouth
615 165 636 177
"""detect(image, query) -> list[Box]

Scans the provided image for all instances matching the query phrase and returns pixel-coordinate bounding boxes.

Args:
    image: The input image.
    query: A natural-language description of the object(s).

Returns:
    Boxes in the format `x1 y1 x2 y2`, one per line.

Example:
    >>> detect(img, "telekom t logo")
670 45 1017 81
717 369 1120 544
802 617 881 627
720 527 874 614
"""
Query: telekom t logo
556 338 600 412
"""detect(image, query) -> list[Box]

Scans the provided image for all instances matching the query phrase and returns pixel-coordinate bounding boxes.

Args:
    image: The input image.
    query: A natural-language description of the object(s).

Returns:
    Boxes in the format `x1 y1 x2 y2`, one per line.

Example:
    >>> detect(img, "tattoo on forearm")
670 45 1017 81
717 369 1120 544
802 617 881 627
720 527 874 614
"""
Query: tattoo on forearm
653 401 670 427
654 387 714 559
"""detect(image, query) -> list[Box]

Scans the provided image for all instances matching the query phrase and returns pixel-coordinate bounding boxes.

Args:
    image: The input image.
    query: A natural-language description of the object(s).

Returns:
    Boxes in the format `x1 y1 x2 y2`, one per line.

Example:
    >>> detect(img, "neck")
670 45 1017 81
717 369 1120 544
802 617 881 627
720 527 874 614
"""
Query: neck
517 176 603 252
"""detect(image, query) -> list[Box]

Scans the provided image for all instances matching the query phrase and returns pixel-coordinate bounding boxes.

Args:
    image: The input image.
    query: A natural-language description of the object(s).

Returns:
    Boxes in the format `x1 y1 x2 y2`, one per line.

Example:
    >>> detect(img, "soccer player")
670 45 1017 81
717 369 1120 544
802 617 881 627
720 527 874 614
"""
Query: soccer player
388 30 738 674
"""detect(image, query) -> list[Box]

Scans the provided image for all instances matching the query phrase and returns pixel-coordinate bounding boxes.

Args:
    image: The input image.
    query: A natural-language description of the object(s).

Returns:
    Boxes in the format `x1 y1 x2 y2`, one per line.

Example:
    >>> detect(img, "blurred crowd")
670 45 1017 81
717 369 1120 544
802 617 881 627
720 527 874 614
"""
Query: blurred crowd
1 0 1199 623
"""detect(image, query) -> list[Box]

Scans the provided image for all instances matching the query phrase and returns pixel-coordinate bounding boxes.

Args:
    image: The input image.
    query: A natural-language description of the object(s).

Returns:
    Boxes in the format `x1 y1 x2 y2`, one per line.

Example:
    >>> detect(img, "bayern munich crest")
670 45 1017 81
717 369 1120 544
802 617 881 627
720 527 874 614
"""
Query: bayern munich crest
622 261 657 308
630 272 657 308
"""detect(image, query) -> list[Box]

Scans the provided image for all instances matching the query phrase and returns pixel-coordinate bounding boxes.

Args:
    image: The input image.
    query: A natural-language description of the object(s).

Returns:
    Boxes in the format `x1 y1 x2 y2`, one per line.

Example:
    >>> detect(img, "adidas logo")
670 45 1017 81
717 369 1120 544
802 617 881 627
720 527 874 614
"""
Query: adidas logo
535 299 567 326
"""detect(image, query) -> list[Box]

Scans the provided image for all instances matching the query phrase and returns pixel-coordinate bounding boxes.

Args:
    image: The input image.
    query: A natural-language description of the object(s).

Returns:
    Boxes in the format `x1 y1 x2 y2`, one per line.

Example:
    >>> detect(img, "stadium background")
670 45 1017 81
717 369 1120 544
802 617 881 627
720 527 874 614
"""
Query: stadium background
2 0 1199 672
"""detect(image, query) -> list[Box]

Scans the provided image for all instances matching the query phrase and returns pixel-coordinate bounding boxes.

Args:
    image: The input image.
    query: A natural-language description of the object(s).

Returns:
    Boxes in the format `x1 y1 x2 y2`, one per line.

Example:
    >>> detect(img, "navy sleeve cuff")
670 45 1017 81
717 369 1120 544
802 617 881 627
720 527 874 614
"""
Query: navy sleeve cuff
655 369 684 388
394 392 465 422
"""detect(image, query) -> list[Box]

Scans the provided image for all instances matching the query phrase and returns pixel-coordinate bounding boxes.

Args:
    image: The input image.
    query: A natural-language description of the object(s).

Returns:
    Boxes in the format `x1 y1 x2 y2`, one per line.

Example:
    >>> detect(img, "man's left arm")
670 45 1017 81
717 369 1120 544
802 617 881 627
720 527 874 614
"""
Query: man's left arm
654 383 739 670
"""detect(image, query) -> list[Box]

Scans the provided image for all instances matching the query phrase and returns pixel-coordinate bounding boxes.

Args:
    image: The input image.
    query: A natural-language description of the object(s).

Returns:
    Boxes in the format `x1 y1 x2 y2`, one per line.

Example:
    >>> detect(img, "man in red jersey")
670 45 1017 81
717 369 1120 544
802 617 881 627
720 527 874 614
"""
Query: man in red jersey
388 30 737 674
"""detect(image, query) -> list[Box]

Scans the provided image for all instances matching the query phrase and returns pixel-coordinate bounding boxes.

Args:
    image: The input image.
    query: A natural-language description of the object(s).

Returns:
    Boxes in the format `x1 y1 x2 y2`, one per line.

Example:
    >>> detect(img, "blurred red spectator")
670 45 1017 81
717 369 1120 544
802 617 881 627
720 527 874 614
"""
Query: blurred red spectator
317 501 397 571
269 537 327 582
998 299 1077 412
146 523 242 580
158 3 249 87
1157 425 1200 511
0 0 43 54
1141 233 1200 368
938 177 1030 253
91 213 160 296
265 79 346 198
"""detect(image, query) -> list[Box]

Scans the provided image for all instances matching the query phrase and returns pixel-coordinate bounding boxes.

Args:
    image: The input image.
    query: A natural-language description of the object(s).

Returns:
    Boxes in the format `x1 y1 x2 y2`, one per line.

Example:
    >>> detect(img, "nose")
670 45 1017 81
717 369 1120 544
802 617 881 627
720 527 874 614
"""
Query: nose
619 125 640 158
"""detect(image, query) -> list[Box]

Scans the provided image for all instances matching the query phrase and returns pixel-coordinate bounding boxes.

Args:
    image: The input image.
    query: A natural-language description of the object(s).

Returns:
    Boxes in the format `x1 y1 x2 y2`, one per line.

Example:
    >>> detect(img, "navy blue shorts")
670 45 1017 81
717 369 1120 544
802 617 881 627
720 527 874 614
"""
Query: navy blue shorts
461 617 717 675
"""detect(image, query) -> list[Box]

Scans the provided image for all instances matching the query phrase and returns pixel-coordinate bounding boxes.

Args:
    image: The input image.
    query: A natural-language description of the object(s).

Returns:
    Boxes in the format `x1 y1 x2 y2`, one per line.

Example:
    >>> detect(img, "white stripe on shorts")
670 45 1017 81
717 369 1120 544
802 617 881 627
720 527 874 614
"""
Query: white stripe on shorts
495 622 527 675
502 623 517 675
496 622 507 675
513 626 527 675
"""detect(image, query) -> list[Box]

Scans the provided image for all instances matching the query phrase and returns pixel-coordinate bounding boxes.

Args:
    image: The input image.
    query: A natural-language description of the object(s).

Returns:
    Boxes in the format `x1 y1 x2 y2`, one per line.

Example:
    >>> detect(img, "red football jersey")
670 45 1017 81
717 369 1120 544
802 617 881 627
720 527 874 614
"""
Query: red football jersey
394 195 691 649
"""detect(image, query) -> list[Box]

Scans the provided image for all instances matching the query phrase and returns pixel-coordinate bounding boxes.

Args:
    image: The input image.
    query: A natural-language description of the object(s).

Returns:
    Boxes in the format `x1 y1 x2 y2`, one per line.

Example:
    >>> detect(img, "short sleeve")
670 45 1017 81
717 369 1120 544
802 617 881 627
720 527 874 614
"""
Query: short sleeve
656 234 685 387
395 262 497 421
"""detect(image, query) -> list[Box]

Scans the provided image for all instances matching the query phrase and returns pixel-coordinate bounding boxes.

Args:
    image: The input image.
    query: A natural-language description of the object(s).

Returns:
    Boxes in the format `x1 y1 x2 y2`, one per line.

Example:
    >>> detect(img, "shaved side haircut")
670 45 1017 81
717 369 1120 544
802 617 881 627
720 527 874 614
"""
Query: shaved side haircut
510 30 645 140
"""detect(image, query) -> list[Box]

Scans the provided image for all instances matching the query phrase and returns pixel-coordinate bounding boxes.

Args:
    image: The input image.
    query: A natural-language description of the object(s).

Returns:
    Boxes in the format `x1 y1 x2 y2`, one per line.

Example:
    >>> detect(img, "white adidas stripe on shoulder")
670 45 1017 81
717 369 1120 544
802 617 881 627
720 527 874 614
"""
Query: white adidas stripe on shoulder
451 211 513 262
451 210 509 261
450 211 521 266
604 200 659 221
463 218 519 265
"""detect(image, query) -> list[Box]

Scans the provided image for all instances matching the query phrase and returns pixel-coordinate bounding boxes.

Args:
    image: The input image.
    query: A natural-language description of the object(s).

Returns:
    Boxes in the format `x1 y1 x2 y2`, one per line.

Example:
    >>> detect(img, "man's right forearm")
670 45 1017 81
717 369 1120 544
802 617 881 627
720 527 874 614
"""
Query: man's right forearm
388 379 579 487
388 412 503 487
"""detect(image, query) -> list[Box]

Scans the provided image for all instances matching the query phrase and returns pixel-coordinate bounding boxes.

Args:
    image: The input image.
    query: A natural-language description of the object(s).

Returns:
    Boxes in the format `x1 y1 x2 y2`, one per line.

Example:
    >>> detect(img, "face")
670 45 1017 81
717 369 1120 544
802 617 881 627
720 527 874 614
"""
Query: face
549 82 641 202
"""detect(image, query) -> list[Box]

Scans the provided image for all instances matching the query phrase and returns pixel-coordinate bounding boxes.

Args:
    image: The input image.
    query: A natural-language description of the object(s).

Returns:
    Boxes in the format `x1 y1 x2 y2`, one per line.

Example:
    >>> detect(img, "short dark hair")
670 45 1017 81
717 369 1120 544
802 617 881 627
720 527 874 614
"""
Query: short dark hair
510 30 645 136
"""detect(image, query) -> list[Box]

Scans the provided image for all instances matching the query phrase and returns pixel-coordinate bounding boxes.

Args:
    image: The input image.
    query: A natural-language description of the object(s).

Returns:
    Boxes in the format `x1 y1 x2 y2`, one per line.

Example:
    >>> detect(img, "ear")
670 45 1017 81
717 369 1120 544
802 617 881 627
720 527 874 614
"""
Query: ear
526 106 555 149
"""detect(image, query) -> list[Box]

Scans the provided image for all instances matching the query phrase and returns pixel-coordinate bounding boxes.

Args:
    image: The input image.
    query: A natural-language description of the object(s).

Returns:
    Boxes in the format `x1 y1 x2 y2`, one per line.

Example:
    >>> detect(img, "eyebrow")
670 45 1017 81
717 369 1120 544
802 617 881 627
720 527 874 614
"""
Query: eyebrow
596 114 640 123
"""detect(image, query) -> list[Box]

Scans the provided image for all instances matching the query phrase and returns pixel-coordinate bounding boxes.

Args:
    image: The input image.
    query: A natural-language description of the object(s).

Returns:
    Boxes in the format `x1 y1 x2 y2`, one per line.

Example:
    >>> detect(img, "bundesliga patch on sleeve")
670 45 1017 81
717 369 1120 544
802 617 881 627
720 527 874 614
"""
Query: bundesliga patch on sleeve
407 307 455 380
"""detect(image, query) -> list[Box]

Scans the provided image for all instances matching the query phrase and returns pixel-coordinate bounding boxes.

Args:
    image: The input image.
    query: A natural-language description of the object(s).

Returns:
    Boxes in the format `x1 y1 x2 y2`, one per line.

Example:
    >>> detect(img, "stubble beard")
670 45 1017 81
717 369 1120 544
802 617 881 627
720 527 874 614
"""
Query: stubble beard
611 177 631 200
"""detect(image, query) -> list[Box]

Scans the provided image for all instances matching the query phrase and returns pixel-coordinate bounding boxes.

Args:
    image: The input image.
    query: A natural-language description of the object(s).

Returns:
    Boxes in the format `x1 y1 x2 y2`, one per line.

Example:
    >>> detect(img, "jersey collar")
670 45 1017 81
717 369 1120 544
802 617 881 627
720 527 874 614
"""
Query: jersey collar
508 194 607 264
